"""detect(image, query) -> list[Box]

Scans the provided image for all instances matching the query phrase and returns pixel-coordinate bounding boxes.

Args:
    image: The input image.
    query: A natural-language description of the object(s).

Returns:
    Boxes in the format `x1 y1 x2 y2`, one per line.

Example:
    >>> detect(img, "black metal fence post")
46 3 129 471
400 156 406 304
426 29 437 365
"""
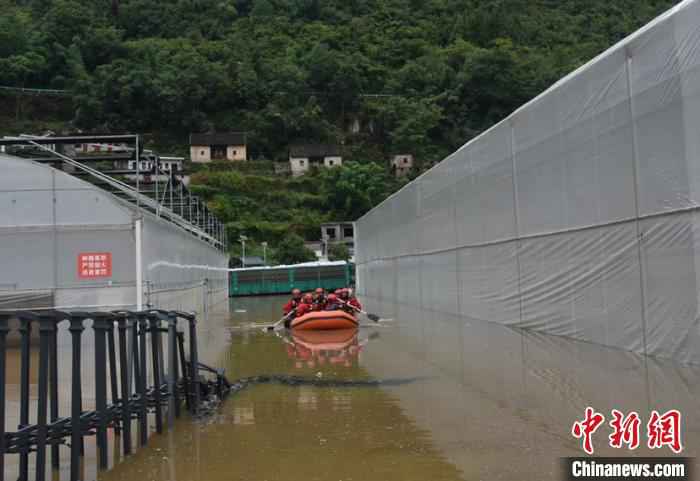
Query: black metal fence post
92 313 111 470
16 312 35 481
148 314 163 434
107 322 120 435
0 313 10 481
47 312 66 472
35 313 56 481
136 314 149 447
129 314 140 396
187 314 199 415
115 313 132 455
166 312 179 422
176 332 190 412
67 313 86 481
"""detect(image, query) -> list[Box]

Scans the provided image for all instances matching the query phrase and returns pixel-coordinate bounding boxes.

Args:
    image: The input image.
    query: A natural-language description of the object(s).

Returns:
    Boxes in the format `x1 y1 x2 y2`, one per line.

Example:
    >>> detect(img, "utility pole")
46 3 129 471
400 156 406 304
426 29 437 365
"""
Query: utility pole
239 235 248 268
262 242 268 266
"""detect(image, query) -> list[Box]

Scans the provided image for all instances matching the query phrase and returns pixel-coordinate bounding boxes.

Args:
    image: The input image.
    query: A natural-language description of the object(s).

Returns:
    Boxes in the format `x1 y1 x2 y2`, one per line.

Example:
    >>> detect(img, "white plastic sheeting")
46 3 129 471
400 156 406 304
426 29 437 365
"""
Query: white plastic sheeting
356 0 700 364
0 153 228 312
230 260 350 272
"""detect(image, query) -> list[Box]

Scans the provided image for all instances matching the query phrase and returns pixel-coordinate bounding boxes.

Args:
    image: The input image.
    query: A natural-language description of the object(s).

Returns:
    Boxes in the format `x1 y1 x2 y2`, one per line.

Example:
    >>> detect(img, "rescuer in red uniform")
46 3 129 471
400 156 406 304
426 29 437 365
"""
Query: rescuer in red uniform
337 288 362 313
345 288 362 311
312 287 327 311
295 293 315 318
324 293 342 310
283 288 302 315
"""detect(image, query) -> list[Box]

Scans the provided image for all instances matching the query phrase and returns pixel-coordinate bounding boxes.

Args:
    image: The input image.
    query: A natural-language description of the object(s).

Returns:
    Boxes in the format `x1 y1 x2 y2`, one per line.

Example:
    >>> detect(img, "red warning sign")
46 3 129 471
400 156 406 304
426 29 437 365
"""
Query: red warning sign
77 252 112 279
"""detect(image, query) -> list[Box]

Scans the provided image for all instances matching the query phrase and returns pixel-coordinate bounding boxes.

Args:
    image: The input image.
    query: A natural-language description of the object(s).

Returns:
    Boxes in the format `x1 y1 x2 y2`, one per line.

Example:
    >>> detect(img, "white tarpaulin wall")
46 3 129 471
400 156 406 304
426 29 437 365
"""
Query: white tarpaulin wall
0 152 229 313
356 0 700 364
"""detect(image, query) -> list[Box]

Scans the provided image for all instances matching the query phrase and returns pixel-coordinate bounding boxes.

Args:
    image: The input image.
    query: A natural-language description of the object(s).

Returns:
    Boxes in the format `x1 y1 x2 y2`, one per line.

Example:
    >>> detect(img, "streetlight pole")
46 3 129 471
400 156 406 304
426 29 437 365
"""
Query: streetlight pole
239 235 248 268
261 242 268 266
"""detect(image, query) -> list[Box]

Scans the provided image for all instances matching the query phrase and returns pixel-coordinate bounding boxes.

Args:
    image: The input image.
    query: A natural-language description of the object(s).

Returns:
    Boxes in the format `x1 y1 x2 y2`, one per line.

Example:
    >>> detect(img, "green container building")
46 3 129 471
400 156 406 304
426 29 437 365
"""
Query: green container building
229 262 354 297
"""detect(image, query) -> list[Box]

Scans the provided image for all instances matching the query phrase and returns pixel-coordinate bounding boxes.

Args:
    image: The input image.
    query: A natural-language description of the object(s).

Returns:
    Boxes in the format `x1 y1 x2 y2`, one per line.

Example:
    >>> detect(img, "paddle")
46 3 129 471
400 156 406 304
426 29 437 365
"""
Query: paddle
264 310 296 332
337 299 381 322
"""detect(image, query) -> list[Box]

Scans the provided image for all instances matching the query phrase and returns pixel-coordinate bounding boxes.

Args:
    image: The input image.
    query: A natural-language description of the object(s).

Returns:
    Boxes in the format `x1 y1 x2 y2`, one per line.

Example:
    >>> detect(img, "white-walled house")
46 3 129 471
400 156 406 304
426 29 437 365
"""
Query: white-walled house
289 144 342 176
390 154 414 177
190 132 247 163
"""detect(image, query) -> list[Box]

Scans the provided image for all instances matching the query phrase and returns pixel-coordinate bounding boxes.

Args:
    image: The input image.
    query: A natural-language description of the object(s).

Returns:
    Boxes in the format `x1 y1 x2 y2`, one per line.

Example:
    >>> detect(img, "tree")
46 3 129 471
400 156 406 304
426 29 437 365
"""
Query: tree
251 0 274 18
317 161 404 220
0 52 47 86
328 243 350 262
273 234 317 265
0 8 33 58
3 0 680 202
77 38 232 131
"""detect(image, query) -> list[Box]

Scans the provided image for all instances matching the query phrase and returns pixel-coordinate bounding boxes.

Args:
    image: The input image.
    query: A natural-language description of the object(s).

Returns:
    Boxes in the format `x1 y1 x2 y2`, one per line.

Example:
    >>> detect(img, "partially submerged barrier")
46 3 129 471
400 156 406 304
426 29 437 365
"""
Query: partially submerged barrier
0 309 229 481
229 261 354 297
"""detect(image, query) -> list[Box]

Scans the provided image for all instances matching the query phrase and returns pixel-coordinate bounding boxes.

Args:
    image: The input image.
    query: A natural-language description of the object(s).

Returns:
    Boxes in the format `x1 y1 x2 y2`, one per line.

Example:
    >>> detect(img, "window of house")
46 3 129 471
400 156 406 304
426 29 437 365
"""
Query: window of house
328 160 334 166
403 158 409 164
344 227 354 238
300 160 305 166
326 228 336 239
200 150 205 156
233 150 237 156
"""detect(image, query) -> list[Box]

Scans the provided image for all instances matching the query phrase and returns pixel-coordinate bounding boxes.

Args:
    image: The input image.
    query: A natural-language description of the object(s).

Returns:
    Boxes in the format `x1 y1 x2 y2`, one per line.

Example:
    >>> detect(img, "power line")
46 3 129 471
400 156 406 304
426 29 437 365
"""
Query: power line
0 85 70 96
274 90 417 99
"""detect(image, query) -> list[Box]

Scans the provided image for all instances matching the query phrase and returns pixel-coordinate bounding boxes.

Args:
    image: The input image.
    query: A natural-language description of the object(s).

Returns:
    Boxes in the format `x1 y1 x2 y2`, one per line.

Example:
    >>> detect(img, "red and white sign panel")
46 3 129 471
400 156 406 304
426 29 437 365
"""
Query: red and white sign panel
77 252 112 279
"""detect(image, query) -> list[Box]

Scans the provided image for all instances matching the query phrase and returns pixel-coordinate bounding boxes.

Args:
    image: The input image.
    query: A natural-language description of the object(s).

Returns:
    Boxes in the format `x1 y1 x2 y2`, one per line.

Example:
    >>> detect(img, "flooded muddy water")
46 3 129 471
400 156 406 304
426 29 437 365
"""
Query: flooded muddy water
100 296 463 481
6 295 700 481
104 295 700 481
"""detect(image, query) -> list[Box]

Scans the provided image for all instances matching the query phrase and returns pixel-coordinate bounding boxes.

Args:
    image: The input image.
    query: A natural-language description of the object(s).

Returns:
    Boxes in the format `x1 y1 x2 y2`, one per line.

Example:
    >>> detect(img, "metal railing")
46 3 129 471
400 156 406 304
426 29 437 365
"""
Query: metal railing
0 135 227 251
26 140 224 250
0 309 229 481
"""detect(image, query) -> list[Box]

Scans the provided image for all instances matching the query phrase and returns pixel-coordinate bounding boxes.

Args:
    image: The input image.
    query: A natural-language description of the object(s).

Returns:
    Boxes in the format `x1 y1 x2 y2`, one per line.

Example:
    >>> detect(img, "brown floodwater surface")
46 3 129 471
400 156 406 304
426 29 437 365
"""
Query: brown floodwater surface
8 295 700 481
100 296 463 481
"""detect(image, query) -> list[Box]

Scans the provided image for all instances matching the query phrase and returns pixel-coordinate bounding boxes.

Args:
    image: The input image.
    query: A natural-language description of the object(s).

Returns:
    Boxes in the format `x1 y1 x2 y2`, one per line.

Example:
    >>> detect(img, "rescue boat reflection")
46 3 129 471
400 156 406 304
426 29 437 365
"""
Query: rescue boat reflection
283 329 365 369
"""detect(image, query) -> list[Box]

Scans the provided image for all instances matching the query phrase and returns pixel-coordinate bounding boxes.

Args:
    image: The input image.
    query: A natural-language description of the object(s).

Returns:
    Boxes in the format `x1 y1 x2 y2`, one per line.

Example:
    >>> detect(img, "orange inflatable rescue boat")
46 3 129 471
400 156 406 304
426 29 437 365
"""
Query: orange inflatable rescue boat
290 310 359 331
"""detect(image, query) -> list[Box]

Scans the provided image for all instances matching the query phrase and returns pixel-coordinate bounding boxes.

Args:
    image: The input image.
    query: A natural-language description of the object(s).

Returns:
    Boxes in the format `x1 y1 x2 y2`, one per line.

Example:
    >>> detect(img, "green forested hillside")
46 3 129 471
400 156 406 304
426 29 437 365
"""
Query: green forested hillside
0 0 678 160
0 0 679 256
190 161 404 260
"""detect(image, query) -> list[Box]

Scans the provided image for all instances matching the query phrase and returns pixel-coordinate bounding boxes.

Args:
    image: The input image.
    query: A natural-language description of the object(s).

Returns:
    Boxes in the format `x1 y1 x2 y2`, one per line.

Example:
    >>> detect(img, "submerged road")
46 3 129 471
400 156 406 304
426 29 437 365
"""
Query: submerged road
8 295 699 480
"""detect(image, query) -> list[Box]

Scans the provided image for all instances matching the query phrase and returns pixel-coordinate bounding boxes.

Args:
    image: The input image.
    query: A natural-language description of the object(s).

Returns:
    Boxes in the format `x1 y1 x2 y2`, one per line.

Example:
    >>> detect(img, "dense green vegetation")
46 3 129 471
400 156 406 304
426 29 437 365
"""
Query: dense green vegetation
0 0 678 254
191 161 403 258
328 242 351 262
1 0 677 159
273 233 317 264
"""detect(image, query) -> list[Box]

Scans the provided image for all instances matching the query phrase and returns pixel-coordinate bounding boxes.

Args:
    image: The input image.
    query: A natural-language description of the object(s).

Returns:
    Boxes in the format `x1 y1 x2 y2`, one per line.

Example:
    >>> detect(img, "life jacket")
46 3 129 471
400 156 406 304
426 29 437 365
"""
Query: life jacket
348 298 362 311
313 296 327 311
296 302 313 317
283 298 301 314
324 301 342 311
